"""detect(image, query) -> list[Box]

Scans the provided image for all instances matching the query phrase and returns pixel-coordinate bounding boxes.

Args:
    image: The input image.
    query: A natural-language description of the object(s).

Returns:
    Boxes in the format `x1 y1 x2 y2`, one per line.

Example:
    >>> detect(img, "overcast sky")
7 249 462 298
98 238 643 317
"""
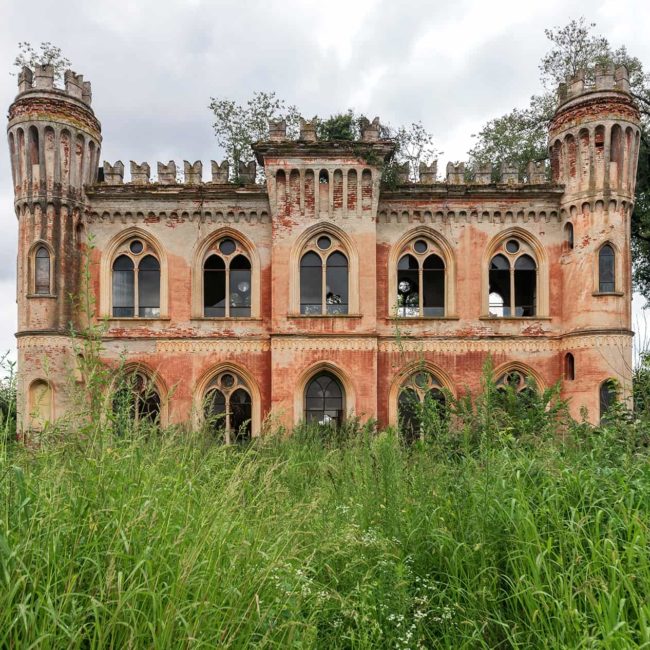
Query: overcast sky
1 0 650 365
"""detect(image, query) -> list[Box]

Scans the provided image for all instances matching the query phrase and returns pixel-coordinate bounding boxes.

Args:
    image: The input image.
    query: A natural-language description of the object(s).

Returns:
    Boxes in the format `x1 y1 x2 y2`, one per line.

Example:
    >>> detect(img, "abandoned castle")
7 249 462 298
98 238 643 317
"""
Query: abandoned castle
7 63 641 436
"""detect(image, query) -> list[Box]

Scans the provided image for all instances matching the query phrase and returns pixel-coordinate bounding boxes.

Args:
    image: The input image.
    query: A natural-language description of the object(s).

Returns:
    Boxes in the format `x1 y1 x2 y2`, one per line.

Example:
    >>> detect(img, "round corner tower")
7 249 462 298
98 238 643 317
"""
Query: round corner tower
7 64 102 429
548 64 640 419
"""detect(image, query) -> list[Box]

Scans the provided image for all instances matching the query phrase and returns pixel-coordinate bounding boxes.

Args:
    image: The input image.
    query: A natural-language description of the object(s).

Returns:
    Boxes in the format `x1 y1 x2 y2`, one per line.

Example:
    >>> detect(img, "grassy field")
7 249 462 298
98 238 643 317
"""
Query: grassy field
2 421 650 649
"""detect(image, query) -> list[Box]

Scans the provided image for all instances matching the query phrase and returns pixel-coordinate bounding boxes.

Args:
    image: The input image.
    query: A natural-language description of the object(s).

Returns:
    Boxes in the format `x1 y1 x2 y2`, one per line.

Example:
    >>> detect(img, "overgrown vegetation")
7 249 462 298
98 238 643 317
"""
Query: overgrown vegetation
3 360 650 647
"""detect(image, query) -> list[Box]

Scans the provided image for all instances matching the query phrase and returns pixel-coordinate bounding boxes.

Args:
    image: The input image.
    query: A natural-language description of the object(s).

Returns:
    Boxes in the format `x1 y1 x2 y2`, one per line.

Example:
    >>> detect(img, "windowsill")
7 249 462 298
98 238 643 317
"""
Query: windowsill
27 293 57 299
387 316 460 321
106 317 171 322
191 317 262 322
479 315 552 321
592 291 624 297
289 313 363 319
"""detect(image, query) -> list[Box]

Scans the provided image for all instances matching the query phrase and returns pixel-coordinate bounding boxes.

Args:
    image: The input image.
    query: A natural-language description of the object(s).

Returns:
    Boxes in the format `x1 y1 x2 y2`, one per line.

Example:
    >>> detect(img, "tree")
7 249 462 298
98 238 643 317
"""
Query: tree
209 94 438 184
208 91 301 183
12 41 71 83
392 121 439 182
469 18 650 300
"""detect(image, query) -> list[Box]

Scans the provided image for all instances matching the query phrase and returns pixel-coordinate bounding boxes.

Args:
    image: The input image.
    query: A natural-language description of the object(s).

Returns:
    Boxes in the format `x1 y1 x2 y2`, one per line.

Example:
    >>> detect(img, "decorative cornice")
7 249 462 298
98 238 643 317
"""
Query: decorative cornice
8 93 101 135
17 335 74 350
252 140 395 165
155 339 270 353
271 337 377 352
84 208 271 225
379 332 632 354
377 207 561 225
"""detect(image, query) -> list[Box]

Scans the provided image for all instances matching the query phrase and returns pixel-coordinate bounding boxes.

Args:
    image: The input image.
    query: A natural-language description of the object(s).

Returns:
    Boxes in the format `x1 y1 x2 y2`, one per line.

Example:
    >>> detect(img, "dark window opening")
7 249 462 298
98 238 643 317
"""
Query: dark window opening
600 379 617 420
599 244 615 293
398 372 446 442
300 251 323 315
204 249 251 318
229 255 252 317
305 371 344 427
565 353 575 381
397 254 419 317
34 246 51 294
489 254 511 317
422 254 444 317
112 255 135 317
138 255 160 317
112 372 161 430
514 255 536 317
204 383 252 443
325 251 348 314
397 250 445 318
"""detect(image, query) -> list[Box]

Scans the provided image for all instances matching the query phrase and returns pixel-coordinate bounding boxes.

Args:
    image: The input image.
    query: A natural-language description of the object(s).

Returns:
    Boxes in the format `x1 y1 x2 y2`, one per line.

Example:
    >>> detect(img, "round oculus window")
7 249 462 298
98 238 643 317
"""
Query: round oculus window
317 236 331 250
219 239 236 255
129 240 144 254
413 239 428 254
505 239 520 254
220 373 235 388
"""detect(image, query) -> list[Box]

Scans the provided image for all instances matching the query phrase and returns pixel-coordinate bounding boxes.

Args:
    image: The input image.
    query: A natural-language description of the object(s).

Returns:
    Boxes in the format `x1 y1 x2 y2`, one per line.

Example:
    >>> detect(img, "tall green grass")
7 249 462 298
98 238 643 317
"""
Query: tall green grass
2 422 650 648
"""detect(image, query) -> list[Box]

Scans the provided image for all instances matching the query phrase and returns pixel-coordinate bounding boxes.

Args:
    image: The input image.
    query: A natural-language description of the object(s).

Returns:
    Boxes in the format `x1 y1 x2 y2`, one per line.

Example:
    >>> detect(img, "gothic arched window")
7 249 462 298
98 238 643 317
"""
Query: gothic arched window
598 244 615 293
397 237 445 317
396 238 445 317
497 370 538 394
34 246 51 294
203 238 252 317
300 234 349 315
304 371 344 426
398 371 446 441
111 238 160 317
489 238 537 317
600 379 617 420
204 371 252 443
112 370 161 427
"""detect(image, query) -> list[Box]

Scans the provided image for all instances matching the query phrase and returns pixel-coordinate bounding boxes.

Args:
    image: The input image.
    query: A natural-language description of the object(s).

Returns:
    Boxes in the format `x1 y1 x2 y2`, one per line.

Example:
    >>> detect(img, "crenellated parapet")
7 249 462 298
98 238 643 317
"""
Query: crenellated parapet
101 159 258 185
7 65 102 207
549 64 641 199
557 64 631 106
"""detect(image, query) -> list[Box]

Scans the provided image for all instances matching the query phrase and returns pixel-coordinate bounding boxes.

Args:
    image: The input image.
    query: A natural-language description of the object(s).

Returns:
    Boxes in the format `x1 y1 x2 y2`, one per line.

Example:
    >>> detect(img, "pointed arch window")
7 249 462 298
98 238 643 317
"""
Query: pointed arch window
600 379 617 420
112 371 161 427
304 371 344 426
598 244 615 293
34 246 51 294
496 370 539 400
203 238 252 317
396 238 445 317
204 371 252 443
398 371 446 441
489 238 537 317
300 234 348 315
112 239 160 317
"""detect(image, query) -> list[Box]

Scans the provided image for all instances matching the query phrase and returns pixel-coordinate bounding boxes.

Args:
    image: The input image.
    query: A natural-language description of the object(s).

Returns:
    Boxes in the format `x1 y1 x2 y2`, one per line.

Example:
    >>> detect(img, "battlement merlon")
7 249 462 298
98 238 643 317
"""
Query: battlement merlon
556 65 634 107
14 64 94 107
